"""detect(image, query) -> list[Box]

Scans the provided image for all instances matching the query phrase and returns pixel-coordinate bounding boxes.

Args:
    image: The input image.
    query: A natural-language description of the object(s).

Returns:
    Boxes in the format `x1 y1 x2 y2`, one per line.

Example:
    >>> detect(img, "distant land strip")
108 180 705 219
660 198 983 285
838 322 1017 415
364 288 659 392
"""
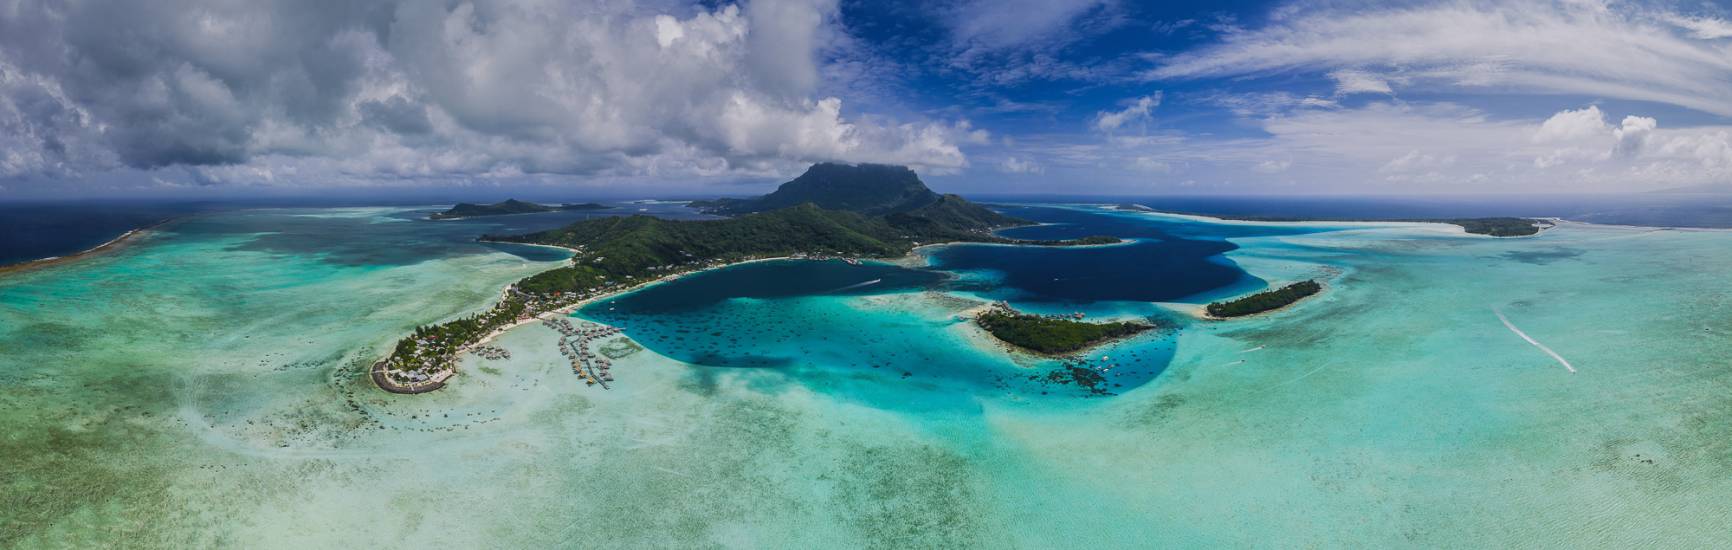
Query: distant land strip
0 219 171 277
1111 203 1550 237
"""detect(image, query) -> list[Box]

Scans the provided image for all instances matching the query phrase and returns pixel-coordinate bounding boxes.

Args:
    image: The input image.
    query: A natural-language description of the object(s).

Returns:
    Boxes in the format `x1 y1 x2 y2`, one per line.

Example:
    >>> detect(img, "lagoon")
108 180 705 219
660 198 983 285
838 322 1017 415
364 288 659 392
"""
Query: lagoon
3 204 1731 547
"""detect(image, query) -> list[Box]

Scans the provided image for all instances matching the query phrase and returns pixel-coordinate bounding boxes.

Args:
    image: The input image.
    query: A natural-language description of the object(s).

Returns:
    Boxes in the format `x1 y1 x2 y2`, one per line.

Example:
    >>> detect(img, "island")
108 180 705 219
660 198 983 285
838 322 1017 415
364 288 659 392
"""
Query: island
1206 280 1322 318
974 303 1153 355
1029 235 1122 246
429 199 613 220
1441 217 1548 237
375 162 1113 393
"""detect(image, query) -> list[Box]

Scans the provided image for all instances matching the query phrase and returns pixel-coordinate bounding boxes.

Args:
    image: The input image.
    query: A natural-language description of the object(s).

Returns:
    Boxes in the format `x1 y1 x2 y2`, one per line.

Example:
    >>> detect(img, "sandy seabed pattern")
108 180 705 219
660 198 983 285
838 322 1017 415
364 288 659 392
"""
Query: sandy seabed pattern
2 207 1731 548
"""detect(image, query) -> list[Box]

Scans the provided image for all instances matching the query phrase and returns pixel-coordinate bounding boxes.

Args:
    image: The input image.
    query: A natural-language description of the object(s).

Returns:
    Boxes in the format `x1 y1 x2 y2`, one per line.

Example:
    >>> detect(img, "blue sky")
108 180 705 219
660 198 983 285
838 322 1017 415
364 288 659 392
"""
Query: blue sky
4 0 1732 198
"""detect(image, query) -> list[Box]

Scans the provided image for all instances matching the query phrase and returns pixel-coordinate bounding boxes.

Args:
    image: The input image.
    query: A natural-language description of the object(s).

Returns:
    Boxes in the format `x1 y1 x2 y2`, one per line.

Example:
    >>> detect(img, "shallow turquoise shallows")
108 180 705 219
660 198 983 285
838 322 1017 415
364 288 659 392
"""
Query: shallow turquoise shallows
3 205 1731 547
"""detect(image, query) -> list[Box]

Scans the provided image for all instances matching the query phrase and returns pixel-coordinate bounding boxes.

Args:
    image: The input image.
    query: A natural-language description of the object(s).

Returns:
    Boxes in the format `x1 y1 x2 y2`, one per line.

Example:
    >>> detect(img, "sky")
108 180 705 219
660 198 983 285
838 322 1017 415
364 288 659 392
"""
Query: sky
4 0 1732 199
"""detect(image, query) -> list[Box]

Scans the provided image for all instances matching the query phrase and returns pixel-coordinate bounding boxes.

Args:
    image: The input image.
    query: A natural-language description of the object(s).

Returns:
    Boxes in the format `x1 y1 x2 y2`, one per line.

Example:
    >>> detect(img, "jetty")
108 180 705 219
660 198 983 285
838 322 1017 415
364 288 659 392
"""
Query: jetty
471 345 511 360
544 318 624 389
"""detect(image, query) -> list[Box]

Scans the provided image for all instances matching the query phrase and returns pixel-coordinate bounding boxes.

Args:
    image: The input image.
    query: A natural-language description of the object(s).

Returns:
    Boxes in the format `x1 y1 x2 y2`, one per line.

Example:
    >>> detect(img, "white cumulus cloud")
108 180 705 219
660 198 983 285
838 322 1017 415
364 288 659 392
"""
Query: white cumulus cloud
999 156 1044 174
0 0 978 188
1613 115 1657 157
1093 93 1162 132
1534 106 1612 143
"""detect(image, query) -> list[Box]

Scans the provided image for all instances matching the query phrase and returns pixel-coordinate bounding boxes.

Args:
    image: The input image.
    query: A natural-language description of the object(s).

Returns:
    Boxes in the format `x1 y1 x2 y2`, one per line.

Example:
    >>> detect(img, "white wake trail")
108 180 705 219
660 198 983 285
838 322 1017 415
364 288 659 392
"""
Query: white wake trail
829 278 882 292
1494 308 1576 373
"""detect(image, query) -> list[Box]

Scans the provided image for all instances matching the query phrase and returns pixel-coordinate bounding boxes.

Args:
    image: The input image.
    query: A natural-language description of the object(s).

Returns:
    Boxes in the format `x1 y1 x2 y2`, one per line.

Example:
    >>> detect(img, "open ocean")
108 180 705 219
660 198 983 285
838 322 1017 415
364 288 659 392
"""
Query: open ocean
0 201 213 266
991 192 1732 227
0 199 713 267
11 192 1732 267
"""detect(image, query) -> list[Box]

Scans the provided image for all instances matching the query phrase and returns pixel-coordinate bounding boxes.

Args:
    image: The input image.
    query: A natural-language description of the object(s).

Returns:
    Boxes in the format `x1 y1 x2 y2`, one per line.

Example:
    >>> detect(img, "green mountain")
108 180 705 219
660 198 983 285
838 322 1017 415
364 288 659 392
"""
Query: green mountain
887 193 1024 232
431 199 614 220
486 163 1057 295
693 163 925 214
501 203 1042 294
497 171 1012 289
431 199 555 219
504 205 898 276
386 165 1107 369
691 162 1018 230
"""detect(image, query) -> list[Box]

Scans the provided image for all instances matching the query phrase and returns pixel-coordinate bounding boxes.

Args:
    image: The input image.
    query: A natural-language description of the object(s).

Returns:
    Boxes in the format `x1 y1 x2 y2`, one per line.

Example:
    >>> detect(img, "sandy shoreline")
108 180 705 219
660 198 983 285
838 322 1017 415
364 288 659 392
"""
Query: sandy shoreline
376 207 1389 394
1097 204 1572 238
1101 205 1450 230
371 252 805 394
950 301 1160 364
549 254 803 316
376 210 1368 394
0 220 170 277
1162 277 1333 322
377 238 1107 394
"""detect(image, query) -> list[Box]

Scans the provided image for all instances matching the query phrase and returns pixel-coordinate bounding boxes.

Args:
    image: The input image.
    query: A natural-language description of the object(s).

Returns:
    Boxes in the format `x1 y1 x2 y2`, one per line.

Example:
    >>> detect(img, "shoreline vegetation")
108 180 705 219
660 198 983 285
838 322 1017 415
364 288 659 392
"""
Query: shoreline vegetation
372 162 1118 394
0 220 170 277
1111 203 1553 236
973 302 1154 355
1206 280 1323 318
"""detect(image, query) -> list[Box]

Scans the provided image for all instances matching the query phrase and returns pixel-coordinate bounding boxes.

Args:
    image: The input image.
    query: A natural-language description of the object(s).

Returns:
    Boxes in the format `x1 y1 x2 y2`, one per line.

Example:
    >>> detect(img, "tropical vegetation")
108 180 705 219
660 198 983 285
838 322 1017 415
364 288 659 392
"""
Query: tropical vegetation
975 306 1152 354
430 199 613 220
1206 280 1322 318
378 163 1118 391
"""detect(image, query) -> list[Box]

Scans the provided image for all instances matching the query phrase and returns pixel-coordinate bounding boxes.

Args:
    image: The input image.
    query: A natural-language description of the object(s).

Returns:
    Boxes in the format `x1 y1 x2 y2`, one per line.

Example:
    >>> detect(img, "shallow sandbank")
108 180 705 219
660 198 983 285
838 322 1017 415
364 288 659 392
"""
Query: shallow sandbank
0 220 170 277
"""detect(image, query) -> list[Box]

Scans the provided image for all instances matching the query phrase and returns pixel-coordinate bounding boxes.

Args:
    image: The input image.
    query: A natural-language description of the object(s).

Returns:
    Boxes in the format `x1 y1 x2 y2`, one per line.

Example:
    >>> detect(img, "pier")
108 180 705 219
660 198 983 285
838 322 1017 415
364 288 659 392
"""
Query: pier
470 345 511 360
544 318 624 389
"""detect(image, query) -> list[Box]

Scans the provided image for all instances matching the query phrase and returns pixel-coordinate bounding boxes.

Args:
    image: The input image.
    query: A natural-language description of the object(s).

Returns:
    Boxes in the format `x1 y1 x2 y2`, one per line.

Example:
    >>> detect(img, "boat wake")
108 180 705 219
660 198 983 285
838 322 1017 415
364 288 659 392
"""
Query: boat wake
1494 307 1577 373
828 278 882 293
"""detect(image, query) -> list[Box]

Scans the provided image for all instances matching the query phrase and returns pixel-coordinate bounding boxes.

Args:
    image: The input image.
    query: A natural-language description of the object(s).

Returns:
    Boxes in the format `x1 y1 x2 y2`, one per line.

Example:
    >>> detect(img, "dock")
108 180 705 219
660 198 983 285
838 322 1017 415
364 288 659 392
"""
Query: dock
544 318 624 389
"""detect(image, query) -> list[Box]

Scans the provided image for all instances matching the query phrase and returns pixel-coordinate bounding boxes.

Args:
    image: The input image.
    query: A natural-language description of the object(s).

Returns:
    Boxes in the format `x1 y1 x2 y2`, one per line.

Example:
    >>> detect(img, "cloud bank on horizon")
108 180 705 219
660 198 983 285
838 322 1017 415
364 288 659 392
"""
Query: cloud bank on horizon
3 0 1732 196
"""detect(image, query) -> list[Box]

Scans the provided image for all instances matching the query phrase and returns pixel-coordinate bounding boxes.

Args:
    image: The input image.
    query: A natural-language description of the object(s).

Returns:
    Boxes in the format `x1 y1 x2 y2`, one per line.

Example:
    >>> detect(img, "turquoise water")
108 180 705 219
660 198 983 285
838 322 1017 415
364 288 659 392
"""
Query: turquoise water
579 263 1178 406
576 206 1234 401
931 205 1325 307
4 205 1732 547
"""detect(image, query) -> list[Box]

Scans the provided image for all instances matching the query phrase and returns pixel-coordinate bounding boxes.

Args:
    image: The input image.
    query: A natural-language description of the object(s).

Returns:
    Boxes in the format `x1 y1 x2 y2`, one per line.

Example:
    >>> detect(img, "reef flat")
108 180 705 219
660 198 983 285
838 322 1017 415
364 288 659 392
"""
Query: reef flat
3 205 1732 547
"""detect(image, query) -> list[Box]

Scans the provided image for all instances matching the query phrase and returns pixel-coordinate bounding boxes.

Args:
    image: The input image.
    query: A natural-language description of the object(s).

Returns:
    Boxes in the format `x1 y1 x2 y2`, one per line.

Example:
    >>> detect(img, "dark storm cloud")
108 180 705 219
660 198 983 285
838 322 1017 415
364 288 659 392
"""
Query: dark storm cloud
359 96 433 135
2 0 387 168
0 0 976 188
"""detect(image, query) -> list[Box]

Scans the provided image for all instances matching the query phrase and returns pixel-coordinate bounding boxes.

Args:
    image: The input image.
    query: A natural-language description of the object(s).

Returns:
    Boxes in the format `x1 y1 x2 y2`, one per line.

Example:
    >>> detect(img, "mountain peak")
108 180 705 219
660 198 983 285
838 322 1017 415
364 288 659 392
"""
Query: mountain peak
695 163 941 215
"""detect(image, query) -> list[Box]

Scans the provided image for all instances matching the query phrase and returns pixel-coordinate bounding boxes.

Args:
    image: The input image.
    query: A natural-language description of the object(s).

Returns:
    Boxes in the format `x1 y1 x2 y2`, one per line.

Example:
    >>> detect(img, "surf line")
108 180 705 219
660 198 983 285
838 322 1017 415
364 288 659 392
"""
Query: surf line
1493 308 1576 373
